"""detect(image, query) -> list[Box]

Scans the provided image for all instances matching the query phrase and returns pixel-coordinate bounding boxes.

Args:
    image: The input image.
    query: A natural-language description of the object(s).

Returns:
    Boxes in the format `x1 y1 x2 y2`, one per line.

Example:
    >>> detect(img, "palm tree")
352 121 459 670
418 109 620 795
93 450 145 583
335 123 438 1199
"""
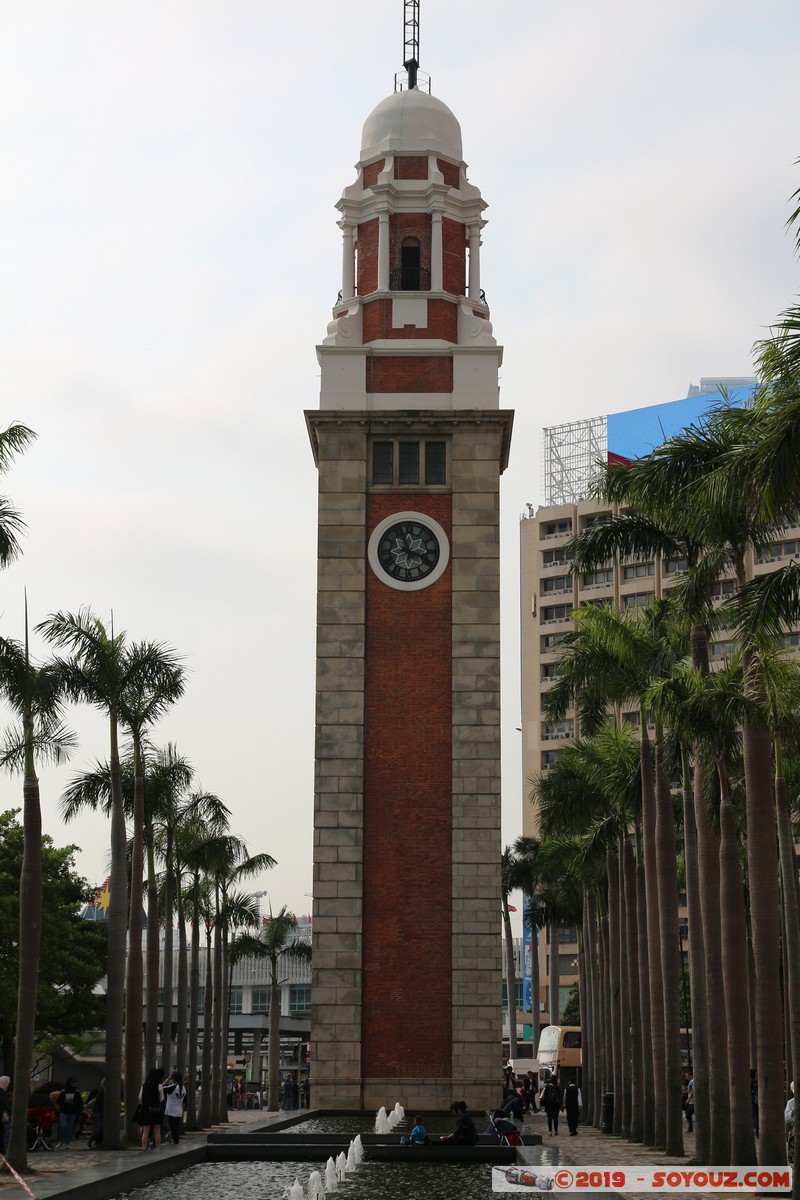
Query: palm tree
38 607 180 1147
230 908 312 1111
119 642 185 1138
0 618 74 1171
511 836 543 1065
0 422 36 566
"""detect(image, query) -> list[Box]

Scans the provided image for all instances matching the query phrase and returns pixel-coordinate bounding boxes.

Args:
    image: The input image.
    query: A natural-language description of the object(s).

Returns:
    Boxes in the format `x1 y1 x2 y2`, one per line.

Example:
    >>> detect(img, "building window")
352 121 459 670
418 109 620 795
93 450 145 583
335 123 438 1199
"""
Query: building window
251 989 270 1013
542 575 570 593
756 543 783 564
425 441 446 485
370 439 448 487
372 442 393 485
502 981 525 1007
784 540 798 556
289 985 311 1014
542 519 572 538
542 719 573 741
558 926 578 944
542 749 563 769
398 441 419 484
622 592 650 609
664 558 688 574
710 579 736 599
623 562 654 579
712 639 735 658
541 662 560 681
581 512 611 529
541 632 567 650
542 604 570 623
582 568 613 586
623 710 641 727
229 987 243 1015
542 549 565 567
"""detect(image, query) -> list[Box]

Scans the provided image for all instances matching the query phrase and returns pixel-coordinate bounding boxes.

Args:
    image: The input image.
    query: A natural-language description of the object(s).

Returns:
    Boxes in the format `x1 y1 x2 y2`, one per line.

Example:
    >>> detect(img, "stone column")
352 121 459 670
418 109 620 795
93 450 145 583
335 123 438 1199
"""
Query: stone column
341 223 355 301
468 225 482 301
431 212 443 291
378 212 390 291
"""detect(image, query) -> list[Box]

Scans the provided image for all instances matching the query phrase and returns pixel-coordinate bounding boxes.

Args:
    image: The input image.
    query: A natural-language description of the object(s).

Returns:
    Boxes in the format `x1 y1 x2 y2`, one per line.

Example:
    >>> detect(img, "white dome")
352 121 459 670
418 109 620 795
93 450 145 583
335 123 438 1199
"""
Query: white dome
360 89 463 163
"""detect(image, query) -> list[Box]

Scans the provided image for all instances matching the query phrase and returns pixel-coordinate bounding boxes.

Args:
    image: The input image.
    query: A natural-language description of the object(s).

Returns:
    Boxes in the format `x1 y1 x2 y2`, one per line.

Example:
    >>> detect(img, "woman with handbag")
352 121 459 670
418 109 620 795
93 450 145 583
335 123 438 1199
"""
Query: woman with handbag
138 1068 165 1151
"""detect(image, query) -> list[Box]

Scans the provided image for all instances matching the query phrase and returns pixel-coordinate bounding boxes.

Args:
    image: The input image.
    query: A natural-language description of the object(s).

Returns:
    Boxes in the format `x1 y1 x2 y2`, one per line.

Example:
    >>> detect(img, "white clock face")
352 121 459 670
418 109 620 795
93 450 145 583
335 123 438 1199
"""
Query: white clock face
367 511 450 591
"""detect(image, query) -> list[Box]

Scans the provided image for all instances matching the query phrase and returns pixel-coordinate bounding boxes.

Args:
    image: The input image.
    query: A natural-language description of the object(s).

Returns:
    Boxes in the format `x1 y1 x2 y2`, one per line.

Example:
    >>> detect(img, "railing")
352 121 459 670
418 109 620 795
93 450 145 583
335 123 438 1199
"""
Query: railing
390 267 431 291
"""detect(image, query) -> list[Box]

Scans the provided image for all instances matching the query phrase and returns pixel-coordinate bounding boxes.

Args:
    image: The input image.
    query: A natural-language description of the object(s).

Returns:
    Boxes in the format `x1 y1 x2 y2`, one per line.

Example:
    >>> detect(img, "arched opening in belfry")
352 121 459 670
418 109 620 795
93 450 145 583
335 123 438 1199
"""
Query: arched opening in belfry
400 238 421 290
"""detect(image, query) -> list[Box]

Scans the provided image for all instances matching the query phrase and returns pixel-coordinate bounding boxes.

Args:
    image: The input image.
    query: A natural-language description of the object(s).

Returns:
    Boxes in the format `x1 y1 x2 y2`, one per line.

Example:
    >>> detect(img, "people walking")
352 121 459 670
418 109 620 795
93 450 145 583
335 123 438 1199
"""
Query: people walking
685 1075 695 1134
138 1067 165 1151
539 1076 563 1136
55 1077 83 1148
163 1070 187 1145
564 1080 583 1135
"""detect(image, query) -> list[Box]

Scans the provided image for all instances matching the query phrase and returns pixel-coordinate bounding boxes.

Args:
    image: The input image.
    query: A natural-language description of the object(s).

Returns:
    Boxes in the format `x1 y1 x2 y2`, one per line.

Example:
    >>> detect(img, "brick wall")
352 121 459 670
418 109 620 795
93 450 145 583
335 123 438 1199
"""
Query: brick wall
362 493 453 1078
366 355 453 393
394 155 429 180
362 160 385 189
362 298 458 343
357 218 379 296
437 159 460 189
443 217 466 296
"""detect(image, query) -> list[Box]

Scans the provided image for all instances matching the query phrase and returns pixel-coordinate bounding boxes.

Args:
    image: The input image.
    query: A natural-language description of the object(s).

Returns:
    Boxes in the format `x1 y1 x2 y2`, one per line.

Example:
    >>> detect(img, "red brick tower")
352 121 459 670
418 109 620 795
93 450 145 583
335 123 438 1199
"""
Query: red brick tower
307 59 512 1110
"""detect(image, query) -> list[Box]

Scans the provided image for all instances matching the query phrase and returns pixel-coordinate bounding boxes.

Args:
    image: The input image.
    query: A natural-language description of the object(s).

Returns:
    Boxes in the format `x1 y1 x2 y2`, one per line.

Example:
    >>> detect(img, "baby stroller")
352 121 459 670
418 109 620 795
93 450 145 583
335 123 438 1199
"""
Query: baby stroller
26 1100 57 1151
488 1110 524 1147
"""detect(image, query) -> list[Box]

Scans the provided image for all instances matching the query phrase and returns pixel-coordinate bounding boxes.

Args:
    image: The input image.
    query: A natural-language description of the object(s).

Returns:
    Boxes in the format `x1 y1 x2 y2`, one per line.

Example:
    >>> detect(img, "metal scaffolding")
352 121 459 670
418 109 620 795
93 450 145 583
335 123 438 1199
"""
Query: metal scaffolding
542 414 608 505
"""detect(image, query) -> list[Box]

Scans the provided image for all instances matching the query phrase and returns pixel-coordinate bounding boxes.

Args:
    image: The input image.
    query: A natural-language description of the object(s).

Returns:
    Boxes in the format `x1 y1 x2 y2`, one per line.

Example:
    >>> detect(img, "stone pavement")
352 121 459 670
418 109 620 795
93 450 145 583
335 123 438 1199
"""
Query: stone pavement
0 1106 273 1198
517 1109 771 1200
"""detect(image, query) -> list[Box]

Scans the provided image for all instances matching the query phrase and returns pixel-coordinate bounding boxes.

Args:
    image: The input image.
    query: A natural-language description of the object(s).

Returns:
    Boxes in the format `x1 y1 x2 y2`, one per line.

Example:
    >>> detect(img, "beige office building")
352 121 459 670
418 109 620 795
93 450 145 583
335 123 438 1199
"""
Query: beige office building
519 379 800 1025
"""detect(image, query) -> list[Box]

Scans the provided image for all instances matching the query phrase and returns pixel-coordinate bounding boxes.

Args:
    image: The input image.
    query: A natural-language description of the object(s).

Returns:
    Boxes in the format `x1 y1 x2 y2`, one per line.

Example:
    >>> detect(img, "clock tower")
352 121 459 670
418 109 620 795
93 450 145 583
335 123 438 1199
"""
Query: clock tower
307 34 512 1110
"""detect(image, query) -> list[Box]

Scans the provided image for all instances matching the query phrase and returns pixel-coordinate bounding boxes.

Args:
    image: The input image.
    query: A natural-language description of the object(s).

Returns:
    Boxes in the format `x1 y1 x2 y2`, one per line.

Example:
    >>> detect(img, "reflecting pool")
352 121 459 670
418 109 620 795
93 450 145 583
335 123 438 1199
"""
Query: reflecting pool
112 1159 492 1200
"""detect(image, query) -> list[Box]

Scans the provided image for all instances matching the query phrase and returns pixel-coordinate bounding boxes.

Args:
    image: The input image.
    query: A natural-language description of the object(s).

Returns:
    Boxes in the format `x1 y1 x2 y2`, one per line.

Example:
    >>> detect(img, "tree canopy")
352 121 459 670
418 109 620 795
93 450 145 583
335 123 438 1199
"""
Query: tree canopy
0 809 107 1073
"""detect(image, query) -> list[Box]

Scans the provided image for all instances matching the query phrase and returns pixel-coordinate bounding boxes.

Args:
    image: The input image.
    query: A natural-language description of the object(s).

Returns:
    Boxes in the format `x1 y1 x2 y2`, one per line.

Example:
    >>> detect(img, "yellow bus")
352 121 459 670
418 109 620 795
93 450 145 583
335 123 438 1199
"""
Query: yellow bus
536 1025 582 1084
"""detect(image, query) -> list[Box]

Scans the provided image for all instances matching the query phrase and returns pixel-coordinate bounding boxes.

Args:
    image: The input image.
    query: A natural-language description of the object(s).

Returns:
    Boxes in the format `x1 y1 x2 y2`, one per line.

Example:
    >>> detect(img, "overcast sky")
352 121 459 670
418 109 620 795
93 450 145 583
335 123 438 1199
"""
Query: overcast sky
1 1 798 918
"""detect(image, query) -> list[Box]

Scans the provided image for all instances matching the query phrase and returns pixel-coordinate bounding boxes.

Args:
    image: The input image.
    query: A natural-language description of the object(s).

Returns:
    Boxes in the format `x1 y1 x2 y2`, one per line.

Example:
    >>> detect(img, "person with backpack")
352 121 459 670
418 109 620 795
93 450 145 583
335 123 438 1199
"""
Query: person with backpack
538 1075 563 1136
162 1070 187 1145
55 1077 83 1148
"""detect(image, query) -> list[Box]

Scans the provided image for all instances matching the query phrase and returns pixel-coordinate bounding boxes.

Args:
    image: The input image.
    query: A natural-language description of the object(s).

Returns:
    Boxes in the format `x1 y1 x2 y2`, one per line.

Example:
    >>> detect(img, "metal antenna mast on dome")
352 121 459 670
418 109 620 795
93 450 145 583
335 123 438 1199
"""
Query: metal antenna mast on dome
403 0 420 89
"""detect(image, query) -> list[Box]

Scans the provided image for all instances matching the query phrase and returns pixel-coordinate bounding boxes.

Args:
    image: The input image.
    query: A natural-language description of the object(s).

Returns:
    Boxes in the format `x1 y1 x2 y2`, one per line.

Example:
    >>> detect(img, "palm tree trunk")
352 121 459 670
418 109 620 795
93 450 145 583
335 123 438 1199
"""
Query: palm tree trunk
531 923 541 1059
618 843 632 1139
600 914 612 1098
683 756 710 1166
176 884 188 1079
637 859 654 1146
742 717 784 1164
774 758 800 1200
694 761 730 1162
623 838 643 1143
268 978 281 1111
587 892 602 1127
217 927 231 1123
607 845 622 1135
548 925 560 1025
199 929 213 1125
689 620 727 1164
104 730 128 1149
144 857 159 1067
654 739 684 1156
7 772 42 1171
581 896 593 1124
719 784 757 1164
187 890 201 1126
161 853 175 1075
640 729 666 1148
503 902 519 1059
211 914 224 1122
124 756 145 1143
